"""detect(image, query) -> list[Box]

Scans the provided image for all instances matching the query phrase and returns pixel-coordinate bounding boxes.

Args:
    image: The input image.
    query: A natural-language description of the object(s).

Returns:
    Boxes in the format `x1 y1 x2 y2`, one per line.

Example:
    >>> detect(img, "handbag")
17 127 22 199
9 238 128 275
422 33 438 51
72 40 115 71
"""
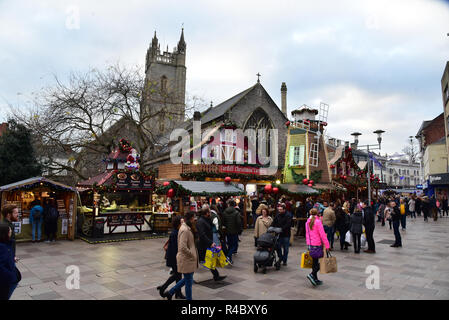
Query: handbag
307 222 323 259
300 251 313 269
163 239 169 251
319 250 337 274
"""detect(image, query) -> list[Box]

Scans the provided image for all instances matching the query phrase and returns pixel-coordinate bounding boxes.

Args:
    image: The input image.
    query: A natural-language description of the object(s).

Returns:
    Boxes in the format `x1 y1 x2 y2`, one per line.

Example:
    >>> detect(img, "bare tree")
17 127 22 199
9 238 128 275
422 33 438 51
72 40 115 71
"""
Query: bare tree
402 136 418 163
10 64 206 183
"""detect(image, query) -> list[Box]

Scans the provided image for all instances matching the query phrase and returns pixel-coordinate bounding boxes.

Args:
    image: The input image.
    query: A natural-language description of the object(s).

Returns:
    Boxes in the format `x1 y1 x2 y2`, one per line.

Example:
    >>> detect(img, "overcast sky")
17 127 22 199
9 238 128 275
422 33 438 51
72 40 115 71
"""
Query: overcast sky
1 0 448 156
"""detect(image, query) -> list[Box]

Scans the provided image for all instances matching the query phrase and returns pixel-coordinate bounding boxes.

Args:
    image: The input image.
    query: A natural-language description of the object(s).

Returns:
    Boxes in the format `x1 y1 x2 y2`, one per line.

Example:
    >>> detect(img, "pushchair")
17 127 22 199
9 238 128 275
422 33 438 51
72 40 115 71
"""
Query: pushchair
253 227 282 274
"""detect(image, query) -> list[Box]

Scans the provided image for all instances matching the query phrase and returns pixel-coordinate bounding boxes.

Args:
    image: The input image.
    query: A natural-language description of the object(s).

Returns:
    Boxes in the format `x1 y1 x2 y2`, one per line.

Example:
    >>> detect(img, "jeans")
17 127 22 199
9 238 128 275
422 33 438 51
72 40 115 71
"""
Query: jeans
276 236 290 264
365 227 375 252
410 210 416 218
400 214 406 229
8 282 18 300
169 272 194 300
226 234 239 261
353 233 361 253
393 220 402 246
160 266 182 295
324 225 335 248
213 233 220 246
32 219 42 241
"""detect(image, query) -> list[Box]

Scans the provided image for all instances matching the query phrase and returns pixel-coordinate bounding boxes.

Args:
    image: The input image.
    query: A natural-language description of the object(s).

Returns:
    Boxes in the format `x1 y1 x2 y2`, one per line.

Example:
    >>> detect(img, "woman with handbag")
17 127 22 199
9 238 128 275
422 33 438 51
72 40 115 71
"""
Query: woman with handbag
157 215 185 299
305 208 330 286
0 222 21 300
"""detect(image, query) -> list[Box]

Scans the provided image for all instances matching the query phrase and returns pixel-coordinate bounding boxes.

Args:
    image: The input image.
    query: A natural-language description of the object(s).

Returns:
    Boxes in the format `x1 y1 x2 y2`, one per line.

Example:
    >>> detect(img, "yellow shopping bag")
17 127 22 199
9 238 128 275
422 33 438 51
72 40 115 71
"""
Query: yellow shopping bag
216 249 229 268
300 251 313 269
203 248 217 270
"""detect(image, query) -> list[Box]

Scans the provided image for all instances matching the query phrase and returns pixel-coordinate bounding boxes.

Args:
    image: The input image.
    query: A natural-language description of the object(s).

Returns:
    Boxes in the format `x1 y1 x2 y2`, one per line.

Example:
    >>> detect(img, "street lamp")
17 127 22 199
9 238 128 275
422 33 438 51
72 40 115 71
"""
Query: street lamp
351 132 362 148
352 129 385 205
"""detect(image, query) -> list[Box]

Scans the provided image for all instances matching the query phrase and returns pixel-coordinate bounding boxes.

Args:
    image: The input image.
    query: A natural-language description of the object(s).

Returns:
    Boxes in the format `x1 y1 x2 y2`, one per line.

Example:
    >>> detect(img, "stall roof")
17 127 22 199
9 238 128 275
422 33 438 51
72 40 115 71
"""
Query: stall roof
314 182 347 192
279 184 320 195
174 180 245 196
0 177 76 192
77 171 116 187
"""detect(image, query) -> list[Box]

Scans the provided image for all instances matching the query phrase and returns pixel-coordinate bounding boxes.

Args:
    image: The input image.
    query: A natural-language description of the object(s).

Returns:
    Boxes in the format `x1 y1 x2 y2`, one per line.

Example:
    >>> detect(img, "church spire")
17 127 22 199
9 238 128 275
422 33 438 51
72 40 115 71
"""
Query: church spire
177 28 186 53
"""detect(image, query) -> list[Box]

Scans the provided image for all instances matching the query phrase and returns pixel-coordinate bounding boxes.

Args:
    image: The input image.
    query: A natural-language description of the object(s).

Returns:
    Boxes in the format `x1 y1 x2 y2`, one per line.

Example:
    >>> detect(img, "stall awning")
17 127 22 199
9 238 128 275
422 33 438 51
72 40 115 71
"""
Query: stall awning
174 180 245 196
77 171 116 187
314 182 347 192
278 184 320 195
0 177 76 192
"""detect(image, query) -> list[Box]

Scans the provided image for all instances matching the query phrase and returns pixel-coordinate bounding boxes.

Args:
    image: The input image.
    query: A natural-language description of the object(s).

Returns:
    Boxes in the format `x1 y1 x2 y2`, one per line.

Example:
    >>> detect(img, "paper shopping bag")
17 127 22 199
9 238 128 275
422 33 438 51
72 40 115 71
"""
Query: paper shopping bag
300 251 313 269
319 252 337 274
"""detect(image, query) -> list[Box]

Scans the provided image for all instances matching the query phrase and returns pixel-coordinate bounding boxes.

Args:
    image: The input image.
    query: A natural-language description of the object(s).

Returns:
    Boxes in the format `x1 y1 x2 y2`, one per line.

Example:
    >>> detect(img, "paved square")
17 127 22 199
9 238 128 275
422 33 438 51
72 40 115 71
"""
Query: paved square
11 217 449 300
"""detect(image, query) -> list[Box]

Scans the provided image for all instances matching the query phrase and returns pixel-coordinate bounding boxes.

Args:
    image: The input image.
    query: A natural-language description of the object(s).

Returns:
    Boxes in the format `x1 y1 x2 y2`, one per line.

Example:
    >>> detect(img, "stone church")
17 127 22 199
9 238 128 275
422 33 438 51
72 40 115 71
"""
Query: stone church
144 30 290 180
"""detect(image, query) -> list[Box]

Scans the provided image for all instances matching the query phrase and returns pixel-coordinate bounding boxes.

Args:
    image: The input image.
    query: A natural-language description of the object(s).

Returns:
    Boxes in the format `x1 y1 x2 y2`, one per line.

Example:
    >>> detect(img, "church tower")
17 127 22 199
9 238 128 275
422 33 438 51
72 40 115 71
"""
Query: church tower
143 29 186 136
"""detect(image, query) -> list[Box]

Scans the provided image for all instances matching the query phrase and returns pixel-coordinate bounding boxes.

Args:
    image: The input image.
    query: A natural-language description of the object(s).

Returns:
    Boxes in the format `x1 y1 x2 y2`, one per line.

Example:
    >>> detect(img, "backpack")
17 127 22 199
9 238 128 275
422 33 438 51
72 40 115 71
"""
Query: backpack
32 206 42 220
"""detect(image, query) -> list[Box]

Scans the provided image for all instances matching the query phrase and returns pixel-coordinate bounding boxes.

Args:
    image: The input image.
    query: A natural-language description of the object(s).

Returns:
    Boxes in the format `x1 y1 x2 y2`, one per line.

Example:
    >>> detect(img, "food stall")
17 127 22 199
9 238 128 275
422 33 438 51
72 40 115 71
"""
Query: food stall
154 180 246 222
0 177 78 241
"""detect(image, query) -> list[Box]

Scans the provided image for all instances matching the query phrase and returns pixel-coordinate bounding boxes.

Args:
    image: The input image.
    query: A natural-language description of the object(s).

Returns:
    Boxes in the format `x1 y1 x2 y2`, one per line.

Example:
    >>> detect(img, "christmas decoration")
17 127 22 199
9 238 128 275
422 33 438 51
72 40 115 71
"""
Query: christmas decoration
224 176 232 183
302 178 308 185
285 121 290 127
125 148 140 171
308 183 313 187
264 184 272 193
167 188 175 198
272 187 279 194
163 181 170 186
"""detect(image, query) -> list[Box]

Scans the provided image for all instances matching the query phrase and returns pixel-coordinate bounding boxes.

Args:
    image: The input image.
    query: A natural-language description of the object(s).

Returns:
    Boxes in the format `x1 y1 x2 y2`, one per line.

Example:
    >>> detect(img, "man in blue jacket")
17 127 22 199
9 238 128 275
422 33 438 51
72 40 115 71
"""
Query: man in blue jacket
30 200 44 242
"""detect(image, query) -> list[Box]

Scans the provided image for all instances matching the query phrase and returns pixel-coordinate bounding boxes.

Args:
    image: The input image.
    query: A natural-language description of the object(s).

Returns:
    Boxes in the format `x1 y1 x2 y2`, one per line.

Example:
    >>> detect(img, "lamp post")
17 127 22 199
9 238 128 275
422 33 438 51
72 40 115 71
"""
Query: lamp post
351 130 385 205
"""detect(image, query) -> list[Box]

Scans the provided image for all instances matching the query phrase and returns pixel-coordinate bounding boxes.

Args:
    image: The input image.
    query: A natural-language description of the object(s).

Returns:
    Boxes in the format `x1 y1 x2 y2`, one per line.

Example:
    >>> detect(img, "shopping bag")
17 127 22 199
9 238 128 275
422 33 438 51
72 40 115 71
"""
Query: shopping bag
345 231 352 243
203 248 217 270
319 251 337 274
361 233 367 248
290 228 295 245
216 249 229 268
300 251 313 269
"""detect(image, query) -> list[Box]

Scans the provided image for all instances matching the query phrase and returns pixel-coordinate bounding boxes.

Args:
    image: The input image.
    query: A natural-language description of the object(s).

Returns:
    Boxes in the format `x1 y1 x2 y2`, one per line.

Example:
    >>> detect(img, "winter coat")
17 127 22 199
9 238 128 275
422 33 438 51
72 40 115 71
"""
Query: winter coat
43 206 59 224
222 207 242 235
272 212 292 238
391 206 401 221
196 216 214 262
305 217 330 249
176 223 199 274
363 207 375 229
254 215 273 238
350 211 363 234
335 207 350 231
1 219 16 258
0 242 19 300
322 207 336 227
165 228 178 268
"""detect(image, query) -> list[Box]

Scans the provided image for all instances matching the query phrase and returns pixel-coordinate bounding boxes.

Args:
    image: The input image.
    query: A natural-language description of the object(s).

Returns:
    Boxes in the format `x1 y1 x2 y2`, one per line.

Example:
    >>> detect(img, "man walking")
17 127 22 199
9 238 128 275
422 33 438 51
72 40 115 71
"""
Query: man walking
362 201 376 253
390 201 402 247
272 203 292 266
221 200 241 265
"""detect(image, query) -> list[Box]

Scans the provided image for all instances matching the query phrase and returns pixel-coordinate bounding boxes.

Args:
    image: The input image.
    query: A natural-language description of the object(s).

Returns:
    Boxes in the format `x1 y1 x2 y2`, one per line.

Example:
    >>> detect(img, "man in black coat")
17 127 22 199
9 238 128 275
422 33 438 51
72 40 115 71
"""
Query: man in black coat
362 201 376 253
196 208 226 281
390 201 402 247
272 204 292 266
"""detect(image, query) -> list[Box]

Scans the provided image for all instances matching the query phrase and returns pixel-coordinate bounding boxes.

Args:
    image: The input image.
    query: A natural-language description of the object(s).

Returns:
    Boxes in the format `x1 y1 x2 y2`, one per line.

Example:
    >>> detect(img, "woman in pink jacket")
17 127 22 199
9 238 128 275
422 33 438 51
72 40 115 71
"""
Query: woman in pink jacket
305 208 330 286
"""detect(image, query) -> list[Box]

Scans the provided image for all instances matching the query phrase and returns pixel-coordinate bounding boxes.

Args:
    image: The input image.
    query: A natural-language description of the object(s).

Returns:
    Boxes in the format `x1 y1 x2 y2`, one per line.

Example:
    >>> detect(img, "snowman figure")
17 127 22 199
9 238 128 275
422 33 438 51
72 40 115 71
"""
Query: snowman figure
125 148 140 170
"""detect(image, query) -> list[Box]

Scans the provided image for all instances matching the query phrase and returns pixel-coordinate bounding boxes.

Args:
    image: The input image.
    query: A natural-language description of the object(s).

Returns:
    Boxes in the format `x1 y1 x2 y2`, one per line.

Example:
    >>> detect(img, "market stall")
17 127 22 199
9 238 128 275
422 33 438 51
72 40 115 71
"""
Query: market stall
76 140 157 238
0 177 77 241
155 180 246 222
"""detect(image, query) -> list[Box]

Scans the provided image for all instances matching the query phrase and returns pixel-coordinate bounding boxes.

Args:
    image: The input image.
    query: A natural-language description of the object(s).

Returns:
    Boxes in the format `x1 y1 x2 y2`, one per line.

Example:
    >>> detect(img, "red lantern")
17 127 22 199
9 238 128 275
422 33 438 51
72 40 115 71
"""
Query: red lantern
302 178 308 185
343 175 347 180
309 180 314 185
224 177 232 183
264 184 272 193
167 188 175 198
163 181 170 187
308 183 313 187
273 187 279 194
285 121 290 127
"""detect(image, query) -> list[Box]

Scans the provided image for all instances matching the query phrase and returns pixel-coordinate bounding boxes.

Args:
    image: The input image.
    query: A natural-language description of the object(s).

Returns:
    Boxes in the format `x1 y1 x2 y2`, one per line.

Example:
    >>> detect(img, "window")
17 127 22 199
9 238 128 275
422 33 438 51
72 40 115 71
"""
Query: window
289 145 305 166
161 75 168 93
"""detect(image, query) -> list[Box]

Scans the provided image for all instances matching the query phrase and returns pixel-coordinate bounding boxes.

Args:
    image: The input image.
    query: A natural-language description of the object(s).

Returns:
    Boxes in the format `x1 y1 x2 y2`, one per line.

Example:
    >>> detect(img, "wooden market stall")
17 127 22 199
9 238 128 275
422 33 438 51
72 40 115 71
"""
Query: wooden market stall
0 177 78 241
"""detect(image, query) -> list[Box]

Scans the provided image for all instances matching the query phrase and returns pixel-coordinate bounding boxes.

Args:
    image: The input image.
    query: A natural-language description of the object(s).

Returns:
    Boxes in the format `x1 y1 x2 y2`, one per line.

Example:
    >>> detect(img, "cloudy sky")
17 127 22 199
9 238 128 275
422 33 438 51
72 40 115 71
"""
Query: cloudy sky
1 0 448 156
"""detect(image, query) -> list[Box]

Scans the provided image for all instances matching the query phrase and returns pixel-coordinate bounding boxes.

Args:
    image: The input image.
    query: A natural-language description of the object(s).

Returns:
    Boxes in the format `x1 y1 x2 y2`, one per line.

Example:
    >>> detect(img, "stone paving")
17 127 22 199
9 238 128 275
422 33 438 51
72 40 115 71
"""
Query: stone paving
11 216 449 300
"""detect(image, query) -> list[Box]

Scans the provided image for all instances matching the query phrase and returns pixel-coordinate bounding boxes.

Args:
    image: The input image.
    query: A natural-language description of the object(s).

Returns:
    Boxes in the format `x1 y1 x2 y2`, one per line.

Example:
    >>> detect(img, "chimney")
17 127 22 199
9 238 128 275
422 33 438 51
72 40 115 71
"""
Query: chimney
193 111 201 121
281 82 287 116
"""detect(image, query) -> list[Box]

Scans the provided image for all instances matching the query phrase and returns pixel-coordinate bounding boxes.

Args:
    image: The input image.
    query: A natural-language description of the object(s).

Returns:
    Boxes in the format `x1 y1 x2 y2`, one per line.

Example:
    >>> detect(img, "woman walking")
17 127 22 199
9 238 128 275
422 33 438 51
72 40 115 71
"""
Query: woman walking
0 223 21 300
305 208 330 286
162 212 198 300
254 205 273 246
157 215 185 299
390 201 402 247
350 206 363 254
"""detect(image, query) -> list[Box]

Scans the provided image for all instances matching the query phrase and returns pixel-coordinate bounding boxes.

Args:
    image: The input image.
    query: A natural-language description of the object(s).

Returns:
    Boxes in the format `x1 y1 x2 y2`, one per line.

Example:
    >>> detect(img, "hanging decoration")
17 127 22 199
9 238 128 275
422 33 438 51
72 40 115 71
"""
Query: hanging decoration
224 177 232 183
264 184 272 193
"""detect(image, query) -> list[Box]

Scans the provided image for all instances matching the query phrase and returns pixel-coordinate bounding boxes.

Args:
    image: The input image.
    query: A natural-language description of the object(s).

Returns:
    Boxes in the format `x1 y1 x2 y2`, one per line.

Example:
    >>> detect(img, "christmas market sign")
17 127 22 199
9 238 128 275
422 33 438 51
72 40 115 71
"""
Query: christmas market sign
106 213 144 227
219 165 271 176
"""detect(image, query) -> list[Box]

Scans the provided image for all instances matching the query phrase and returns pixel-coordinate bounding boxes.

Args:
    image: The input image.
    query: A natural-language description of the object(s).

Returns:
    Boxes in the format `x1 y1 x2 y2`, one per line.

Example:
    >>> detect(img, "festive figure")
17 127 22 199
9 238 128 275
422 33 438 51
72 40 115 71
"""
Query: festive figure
125 148 140 170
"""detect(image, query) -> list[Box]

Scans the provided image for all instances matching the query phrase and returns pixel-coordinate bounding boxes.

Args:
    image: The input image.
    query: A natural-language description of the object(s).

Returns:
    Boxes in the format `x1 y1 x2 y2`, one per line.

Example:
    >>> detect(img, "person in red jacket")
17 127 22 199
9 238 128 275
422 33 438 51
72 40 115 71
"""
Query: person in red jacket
305 208 330 286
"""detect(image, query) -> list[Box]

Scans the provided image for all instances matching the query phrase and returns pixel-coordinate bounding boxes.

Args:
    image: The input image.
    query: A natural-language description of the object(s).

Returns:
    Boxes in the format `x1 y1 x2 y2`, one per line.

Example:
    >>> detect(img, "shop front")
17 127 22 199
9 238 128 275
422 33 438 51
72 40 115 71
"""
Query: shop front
426 173 449 199
0 177 77 241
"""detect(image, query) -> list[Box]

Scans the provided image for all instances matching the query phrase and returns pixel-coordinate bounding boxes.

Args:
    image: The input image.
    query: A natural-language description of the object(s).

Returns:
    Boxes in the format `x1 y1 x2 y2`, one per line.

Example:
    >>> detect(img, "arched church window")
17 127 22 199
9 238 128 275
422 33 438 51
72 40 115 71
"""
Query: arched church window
243 108 274 163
